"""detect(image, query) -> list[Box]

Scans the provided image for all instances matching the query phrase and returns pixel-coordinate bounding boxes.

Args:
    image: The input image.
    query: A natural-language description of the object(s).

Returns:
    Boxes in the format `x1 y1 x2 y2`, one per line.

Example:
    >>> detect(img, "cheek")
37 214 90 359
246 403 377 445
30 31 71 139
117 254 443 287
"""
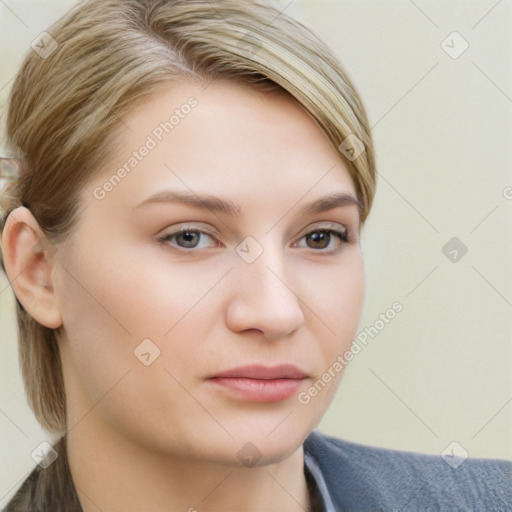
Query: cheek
300 250 365 354
53 251 194 439
56 241 204 340
54 242 222 395
291 253 364 427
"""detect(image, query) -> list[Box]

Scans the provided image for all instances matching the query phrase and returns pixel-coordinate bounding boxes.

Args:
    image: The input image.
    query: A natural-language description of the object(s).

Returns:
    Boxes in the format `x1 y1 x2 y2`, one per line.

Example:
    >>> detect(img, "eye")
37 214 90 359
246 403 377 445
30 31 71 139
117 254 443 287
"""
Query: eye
294 226 350 252
158 228 219 250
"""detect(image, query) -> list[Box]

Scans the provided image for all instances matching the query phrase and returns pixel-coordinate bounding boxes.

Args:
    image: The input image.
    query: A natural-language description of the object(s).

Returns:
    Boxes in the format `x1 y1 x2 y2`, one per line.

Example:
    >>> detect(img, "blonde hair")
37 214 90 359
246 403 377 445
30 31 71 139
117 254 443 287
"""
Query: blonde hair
0 0 377 434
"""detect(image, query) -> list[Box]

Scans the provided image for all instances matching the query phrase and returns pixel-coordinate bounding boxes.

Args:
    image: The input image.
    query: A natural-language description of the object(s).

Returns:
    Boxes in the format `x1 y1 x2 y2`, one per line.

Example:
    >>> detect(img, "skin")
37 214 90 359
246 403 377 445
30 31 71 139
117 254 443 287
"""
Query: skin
3 80 365 511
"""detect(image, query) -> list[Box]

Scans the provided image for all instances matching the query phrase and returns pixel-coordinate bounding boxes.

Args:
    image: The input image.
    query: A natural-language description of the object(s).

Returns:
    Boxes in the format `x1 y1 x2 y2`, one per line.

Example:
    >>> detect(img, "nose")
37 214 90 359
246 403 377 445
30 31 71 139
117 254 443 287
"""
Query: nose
225 246 305 342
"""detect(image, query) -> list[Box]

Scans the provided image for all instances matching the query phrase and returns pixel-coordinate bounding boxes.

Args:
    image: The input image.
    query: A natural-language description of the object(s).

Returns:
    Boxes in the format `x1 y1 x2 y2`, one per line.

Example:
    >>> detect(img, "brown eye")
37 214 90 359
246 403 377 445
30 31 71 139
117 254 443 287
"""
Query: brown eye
305 230 331 249
296 228 349 252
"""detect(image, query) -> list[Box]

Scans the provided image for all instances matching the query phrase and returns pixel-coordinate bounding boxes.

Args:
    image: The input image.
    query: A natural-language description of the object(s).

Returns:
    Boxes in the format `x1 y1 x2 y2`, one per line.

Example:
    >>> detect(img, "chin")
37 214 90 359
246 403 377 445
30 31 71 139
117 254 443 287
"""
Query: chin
152 416 315 467
226 415 318 467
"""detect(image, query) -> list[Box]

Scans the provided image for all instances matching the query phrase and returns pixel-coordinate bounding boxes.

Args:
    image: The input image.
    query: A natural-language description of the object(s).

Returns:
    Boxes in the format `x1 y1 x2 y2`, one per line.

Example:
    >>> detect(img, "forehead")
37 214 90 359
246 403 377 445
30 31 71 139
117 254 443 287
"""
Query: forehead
86 80 356 211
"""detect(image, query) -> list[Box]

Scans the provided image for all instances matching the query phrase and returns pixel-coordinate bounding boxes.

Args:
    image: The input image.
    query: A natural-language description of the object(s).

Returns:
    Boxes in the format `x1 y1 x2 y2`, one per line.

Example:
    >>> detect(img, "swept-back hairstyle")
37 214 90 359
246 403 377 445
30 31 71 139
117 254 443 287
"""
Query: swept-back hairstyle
0 0 376 433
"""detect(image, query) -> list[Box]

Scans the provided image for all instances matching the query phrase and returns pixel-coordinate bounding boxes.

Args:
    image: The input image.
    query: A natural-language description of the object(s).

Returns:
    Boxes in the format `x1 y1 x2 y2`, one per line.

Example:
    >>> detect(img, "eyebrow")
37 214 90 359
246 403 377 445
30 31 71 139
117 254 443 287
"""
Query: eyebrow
133 190 361 217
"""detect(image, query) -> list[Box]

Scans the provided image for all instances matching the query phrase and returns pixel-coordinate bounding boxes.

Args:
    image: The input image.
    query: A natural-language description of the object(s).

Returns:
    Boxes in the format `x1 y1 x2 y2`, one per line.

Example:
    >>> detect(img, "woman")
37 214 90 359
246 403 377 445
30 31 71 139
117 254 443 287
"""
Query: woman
0 0 510 510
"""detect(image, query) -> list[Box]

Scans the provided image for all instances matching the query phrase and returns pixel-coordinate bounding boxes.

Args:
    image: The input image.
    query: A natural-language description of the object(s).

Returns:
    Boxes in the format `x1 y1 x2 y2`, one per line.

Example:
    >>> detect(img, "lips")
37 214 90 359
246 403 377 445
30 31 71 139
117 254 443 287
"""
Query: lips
210 364 309 380
206 364 309 402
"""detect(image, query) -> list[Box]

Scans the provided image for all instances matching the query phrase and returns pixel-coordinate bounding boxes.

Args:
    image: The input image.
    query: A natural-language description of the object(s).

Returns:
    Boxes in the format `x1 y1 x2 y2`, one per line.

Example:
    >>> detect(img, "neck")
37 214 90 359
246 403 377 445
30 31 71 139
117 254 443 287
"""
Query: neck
66 416 311 512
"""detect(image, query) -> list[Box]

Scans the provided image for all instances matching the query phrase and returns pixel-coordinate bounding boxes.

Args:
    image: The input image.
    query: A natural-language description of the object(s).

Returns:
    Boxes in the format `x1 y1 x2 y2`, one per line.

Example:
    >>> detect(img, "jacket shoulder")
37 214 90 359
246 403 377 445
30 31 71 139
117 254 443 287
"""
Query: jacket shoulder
304 430 512 511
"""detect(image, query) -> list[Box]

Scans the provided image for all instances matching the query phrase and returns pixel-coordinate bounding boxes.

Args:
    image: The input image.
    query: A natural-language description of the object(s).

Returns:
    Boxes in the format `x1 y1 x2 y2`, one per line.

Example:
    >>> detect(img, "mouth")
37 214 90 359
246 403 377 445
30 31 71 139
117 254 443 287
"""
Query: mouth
206 364 310 402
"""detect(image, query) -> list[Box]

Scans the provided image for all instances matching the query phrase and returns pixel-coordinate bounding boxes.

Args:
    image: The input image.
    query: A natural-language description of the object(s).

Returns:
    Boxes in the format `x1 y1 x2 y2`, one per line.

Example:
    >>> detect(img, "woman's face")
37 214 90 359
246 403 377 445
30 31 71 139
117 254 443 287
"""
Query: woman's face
54 80 365 464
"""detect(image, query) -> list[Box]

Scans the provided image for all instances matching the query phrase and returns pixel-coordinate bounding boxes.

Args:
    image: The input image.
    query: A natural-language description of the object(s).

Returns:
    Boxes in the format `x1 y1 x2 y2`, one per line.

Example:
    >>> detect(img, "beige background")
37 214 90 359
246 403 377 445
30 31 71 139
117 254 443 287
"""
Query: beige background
1 0 511 506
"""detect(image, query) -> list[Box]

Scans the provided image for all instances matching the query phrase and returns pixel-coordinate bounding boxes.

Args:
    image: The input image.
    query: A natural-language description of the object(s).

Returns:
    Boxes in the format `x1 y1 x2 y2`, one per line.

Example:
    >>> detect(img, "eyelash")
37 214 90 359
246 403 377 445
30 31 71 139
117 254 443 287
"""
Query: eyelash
157 225 352 254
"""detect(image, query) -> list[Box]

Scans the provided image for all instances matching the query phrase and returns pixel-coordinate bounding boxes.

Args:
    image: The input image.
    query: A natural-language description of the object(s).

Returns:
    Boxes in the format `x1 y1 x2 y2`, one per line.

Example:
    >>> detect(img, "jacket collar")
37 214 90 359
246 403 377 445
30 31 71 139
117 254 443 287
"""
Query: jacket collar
304 430 338 512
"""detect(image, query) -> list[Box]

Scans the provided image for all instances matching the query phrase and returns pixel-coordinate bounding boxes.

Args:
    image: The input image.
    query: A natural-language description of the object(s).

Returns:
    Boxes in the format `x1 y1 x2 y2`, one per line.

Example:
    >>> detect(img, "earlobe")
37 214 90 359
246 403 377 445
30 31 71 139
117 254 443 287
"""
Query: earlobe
1 206 62 329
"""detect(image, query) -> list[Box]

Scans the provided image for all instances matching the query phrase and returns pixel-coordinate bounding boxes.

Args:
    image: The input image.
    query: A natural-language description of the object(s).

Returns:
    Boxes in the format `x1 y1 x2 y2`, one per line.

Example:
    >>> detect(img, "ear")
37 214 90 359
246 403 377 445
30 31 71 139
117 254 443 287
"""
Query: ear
1 206 62 329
